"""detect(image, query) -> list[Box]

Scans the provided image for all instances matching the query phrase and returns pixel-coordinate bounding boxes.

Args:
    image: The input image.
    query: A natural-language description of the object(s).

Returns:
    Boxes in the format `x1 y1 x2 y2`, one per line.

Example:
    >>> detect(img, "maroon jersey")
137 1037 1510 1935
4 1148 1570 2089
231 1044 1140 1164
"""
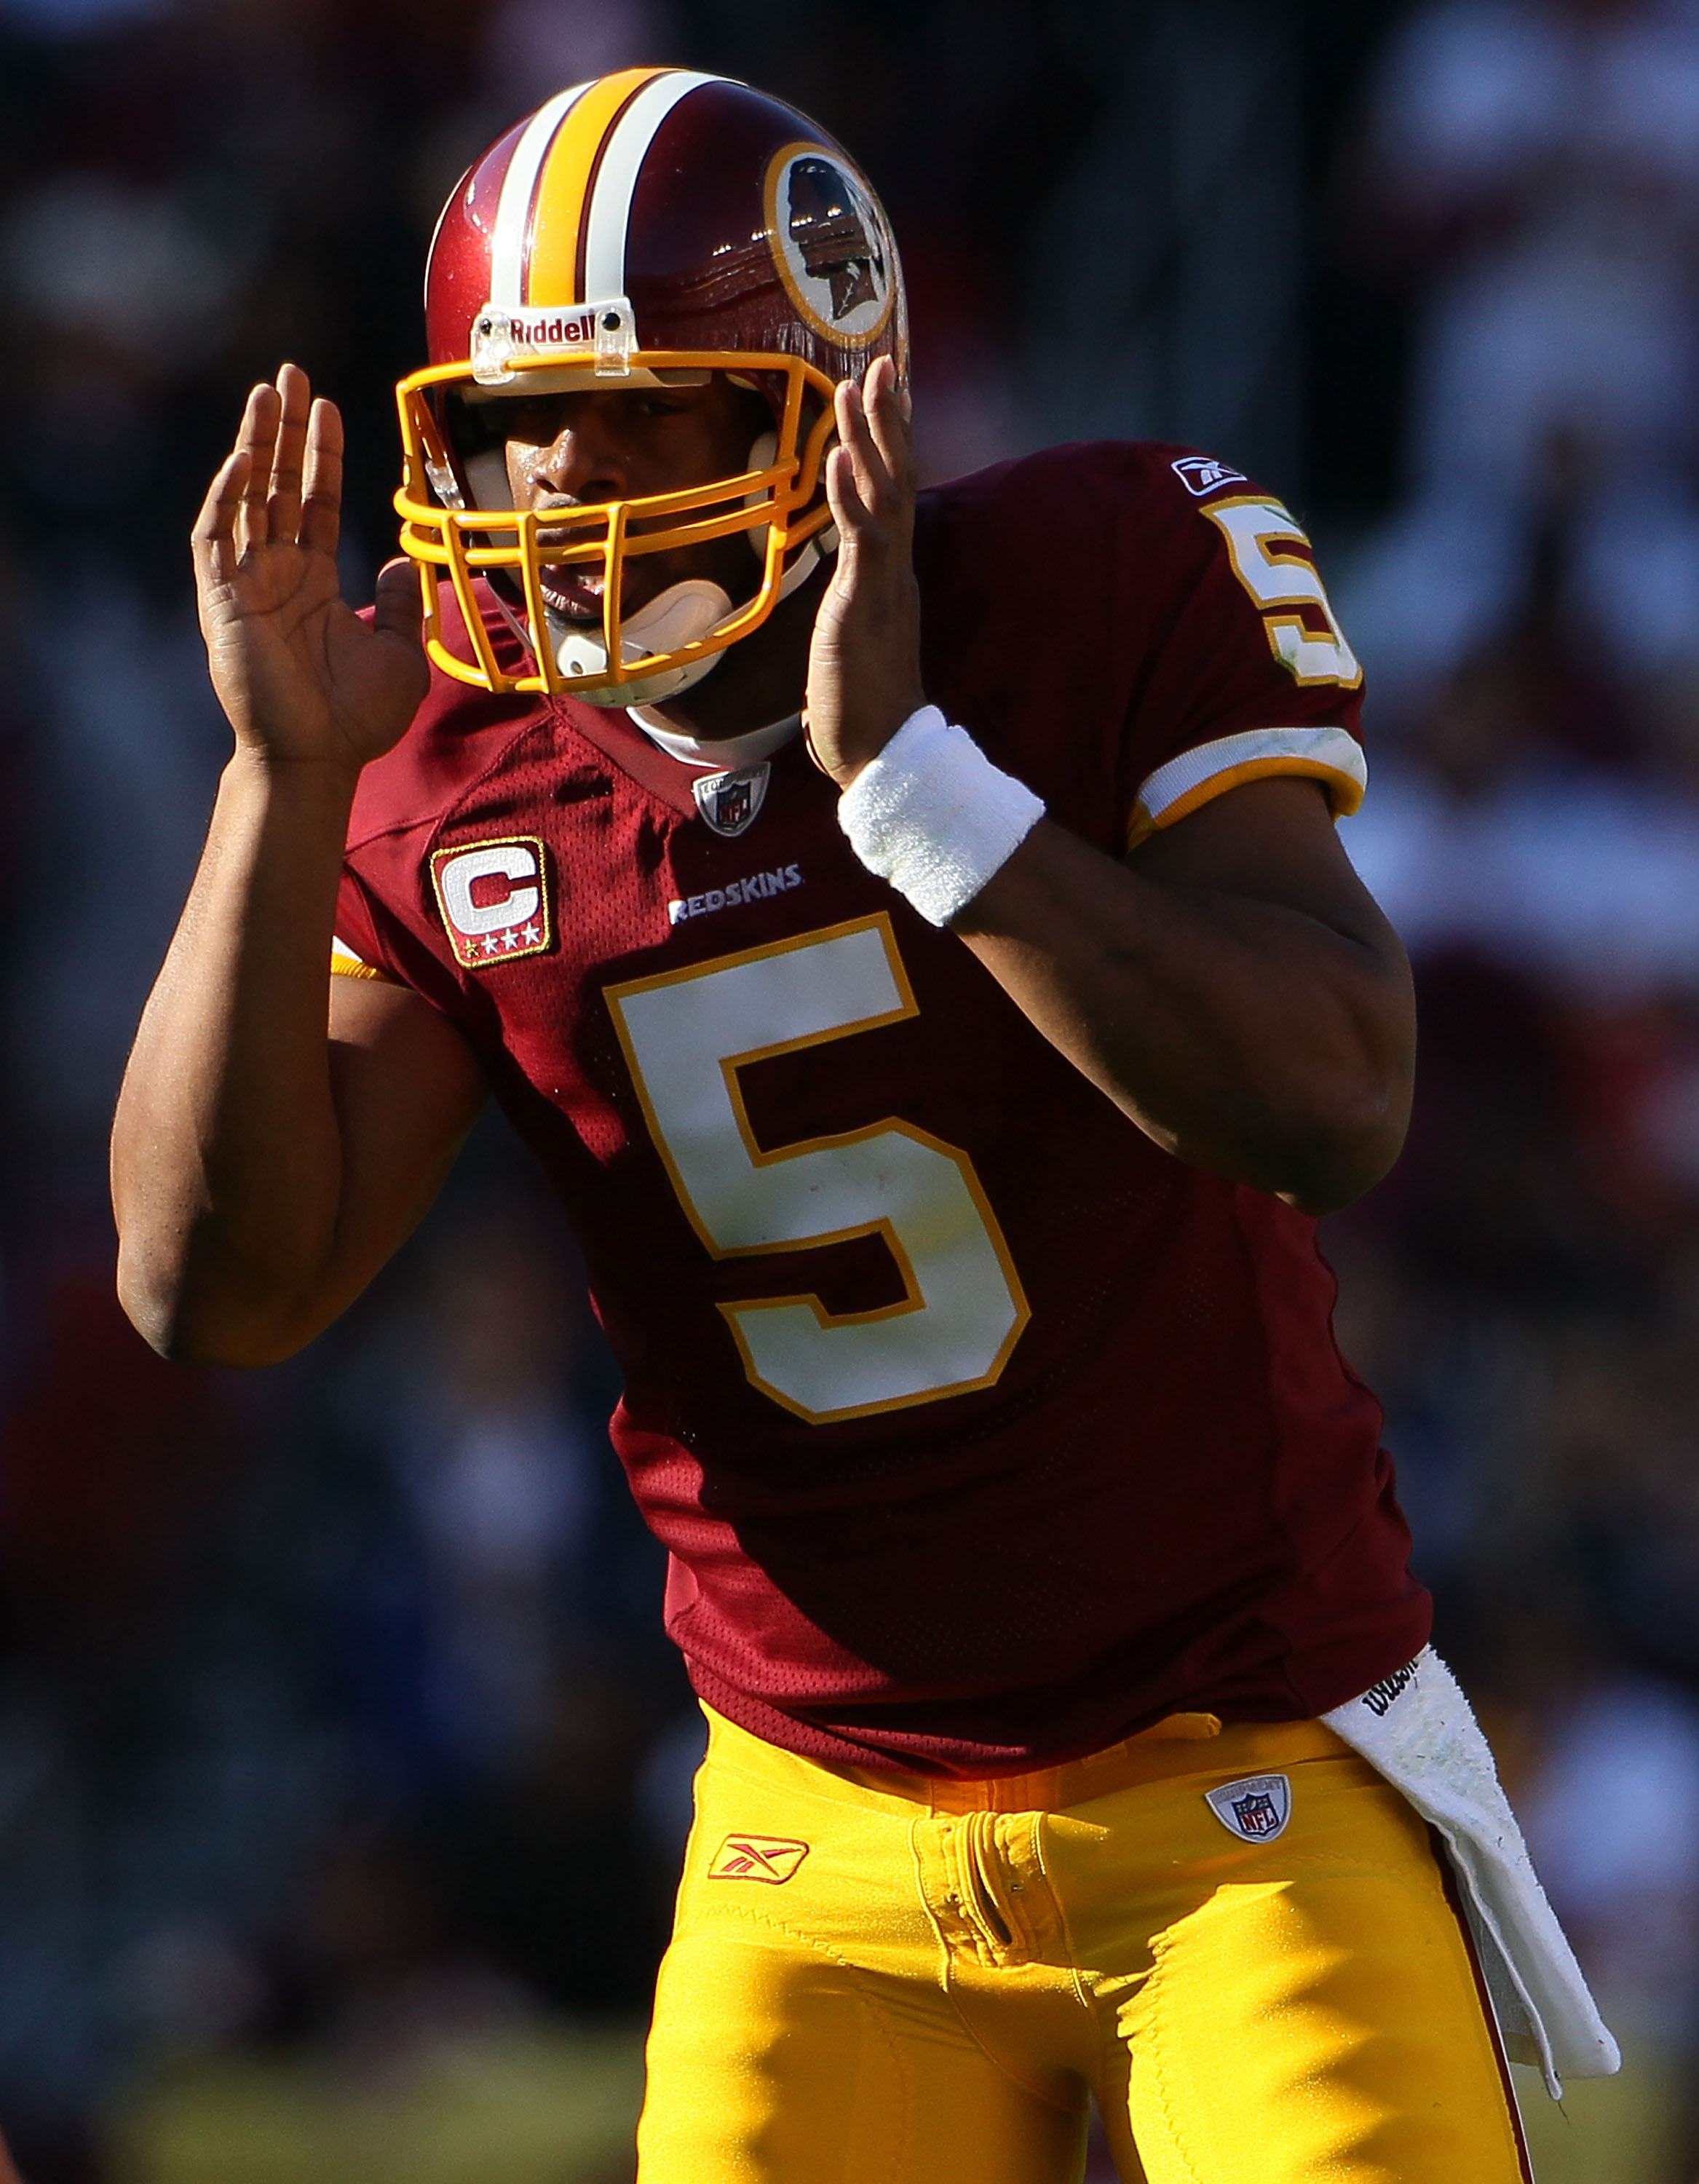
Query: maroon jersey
333 443 1429 1775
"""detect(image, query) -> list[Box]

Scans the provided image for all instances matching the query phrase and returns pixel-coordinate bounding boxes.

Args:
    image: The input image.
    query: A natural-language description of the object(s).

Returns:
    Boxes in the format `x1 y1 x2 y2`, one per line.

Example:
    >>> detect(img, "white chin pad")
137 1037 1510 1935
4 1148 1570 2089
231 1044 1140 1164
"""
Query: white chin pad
550 577 733 705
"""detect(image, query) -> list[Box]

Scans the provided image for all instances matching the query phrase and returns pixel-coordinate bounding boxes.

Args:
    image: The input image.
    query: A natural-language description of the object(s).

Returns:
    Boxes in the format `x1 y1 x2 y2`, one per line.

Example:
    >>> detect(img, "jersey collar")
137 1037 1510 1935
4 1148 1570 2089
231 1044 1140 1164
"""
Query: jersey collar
626 705 804 772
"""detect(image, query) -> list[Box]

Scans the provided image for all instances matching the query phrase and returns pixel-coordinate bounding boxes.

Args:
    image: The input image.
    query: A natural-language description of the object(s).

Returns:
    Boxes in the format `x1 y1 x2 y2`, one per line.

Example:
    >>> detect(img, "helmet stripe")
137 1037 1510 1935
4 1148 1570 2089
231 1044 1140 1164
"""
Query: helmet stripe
488 82 594 309
582 71 724 305
526 66 672 306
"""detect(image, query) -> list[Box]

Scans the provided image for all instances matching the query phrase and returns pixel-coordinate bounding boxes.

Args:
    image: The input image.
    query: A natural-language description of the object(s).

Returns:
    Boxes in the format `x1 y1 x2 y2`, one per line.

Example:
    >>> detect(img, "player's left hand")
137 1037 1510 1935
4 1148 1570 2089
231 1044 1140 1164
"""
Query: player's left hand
804 354 926 787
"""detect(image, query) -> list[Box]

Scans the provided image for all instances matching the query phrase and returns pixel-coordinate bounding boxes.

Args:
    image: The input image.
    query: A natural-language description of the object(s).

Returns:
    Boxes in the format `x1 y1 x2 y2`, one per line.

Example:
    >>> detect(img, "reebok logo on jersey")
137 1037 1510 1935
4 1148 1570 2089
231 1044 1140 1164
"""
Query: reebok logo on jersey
430 836 554 969
1205 1773 1292 1843
669 863 803 925
1172 454 1248 498
709 1834 810 1884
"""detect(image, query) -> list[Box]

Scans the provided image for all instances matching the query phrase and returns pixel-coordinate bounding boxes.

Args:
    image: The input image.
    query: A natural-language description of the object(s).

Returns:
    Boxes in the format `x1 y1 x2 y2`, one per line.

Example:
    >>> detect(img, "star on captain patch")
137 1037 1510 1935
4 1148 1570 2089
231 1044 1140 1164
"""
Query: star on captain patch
692 761 770 838
429 836 554 970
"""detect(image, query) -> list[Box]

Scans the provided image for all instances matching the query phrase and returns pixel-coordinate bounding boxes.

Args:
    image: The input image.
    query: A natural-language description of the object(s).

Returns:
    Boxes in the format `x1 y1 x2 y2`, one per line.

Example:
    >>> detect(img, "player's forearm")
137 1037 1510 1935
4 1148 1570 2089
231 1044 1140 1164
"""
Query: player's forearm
951 820 1414 1214
112 748 361 1364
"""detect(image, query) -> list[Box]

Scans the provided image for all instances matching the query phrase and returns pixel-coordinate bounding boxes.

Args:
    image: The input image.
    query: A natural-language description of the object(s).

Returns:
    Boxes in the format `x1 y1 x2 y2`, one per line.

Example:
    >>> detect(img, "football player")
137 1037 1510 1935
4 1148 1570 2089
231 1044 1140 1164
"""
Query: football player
111 69 1613 2183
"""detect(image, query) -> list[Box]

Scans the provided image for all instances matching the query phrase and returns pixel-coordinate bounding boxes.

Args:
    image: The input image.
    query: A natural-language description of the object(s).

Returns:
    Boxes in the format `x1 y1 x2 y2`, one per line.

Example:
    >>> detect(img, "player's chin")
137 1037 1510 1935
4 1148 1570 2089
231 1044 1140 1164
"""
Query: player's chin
543 568 682 626
496 565 647 626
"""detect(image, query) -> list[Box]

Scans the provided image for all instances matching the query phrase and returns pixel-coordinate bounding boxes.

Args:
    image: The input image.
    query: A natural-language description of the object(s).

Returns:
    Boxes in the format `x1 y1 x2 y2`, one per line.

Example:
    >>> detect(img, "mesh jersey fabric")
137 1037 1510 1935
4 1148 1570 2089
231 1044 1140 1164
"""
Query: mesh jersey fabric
333 440 1430 1776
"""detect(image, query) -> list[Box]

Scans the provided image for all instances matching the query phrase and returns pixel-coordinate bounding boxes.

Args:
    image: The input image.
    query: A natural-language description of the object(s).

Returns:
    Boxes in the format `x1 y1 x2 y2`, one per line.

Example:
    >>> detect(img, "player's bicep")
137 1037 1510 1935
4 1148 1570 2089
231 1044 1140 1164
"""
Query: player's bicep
322 974 486 1308
1128 775 1406 970
1128 776 1414 1203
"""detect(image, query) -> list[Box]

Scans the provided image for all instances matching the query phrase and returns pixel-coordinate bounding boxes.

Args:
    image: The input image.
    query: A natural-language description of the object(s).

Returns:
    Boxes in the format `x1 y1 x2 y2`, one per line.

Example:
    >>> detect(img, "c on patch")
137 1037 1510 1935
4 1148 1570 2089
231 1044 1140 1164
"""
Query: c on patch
708 1834 810 1884
431 836 554 970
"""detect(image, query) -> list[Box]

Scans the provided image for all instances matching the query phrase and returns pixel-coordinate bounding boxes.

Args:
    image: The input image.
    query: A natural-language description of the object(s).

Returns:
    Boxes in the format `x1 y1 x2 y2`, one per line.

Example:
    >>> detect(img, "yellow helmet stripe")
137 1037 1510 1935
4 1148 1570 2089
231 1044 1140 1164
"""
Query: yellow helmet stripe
488 82 593 309
525 66 673 305
582 71 724 302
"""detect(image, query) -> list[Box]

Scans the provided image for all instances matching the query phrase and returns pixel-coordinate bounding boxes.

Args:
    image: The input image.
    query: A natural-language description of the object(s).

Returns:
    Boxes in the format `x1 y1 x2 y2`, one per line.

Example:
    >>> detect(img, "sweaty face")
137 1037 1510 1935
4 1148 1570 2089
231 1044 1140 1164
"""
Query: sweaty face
492 376 773 625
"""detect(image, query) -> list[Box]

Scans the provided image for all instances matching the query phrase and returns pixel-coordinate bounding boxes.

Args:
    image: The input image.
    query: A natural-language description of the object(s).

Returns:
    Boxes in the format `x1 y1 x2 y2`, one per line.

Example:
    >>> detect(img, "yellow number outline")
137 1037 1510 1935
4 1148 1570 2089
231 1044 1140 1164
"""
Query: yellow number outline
605 912 1031 1423
1203 494 1364 691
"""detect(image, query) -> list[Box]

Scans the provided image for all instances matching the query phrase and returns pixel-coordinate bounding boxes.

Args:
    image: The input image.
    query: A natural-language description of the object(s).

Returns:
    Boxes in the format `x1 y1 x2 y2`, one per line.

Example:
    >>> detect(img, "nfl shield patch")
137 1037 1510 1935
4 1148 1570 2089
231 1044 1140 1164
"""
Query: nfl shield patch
693 761 770 838
1204 1773 1292 1843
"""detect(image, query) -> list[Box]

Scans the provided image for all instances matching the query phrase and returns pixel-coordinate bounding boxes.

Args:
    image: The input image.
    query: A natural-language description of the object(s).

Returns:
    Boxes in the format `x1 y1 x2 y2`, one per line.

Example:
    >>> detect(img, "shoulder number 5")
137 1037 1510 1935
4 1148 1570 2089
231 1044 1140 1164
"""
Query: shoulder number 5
1205 496 1363 689
606 916 1029 1423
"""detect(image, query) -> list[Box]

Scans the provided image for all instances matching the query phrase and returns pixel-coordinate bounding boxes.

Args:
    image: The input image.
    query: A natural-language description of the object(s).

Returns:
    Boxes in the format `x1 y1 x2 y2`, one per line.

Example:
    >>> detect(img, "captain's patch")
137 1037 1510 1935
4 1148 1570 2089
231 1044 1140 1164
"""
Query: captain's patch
430 836 554 969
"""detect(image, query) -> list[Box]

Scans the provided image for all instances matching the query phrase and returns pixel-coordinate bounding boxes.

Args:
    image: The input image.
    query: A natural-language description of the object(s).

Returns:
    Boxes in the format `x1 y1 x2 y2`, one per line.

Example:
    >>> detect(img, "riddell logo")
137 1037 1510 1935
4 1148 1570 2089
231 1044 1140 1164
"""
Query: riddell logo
498 306 598 349
470 294 635 386
709 1835 810 1884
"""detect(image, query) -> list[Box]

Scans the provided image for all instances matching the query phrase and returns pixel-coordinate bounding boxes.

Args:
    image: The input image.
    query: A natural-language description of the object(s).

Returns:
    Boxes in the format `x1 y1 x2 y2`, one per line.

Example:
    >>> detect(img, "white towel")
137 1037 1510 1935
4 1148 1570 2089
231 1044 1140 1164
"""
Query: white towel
1321 1646 1620 2098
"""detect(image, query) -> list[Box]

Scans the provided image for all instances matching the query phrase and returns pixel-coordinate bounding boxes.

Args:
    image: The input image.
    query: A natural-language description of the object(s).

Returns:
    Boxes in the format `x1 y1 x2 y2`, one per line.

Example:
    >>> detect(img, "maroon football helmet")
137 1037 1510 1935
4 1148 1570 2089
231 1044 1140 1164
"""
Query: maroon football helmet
395 68 909 702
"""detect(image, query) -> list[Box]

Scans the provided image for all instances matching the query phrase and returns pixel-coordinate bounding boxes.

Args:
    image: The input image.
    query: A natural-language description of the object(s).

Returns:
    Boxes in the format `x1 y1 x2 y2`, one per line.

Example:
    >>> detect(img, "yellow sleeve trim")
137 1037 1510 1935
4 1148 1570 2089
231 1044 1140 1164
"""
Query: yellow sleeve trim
330 935 394 983
1126 726 1366 850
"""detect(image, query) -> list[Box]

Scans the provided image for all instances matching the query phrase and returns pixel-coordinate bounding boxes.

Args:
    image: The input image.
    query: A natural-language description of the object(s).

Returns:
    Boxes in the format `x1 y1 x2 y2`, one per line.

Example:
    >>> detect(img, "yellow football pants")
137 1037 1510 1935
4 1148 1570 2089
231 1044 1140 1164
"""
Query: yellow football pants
637 1705 1534 2183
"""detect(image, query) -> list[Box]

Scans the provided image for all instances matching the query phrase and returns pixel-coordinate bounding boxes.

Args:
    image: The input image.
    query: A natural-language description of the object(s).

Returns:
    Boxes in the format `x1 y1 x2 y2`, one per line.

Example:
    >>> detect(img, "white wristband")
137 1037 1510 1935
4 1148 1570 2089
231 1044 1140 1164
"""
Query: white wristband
836 705 1045 927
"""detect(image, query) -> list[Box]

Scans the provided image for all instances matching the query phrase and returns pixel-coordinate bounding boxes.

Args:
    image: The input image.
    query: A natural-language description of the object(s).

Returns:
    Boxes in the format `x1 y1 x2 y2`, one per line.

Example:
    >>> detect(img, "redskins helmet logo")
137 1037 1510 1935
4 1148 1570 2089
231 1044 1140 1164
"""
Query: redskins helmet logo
764 145 896 344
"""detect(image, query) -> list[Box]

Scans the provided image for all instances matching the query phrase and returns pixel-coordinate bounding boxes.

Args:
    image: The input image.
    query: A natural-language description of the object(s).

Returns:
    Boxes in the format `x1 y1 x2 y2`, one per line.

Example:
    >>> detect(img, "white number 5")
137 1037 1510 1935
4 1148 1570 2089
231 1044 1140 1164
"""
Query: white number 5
1205 496 1363 689
606 915 1029 1423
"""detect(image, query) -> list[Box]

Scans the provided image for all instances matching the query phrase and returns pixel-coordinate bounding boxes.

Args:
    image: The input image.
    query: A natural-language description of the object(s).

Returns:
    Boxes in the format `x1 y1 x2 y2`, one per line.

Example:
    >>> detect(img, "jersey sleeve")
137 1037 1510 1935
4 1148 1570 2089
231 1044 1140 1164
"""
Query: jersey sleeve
333 834 486 1026
1117 457 1368 849
332 866 403 984
330 945 387 980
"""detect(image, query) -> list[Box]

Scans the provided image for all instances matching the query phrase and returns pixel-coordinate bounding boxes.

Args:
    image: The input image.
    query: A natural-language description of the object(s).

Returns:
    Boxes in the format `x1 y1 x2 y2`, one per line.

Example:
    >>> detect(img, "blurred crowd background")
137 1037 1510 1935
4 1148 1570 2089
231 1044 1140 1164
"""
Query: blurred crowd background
0 0 1695 2177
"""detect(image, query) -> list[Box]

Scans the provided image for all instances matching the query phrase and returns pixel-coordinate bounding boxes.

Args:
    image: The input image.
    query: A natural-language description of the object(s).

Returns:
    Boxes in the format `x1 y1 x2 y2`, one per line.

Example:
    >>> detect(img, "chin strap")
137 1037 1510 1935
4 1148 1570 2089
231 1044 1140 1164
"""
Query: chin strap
484 578 730 705
553 576 735 703
520 531 830 706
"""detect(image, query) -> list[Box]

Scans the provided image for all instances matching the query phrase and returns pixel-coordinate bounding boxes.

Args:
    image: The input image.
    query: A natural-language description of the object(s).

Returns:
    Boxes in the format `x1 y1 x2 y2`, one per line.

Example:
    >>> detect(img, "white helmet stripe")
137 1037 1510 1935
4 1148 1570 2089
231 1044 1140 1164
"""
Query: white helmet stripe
488 81 594 309
582 71 724 306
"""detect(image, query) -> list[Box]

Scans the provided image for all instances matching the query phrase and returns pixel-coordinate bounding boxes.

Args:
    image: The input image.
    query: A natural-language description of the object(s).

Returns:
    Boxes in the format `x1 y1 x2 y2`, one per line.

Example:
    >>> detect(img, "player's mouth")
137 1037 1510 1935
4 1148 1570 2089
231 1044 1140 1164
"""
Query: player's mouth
538 565 606 623
537 556 676 628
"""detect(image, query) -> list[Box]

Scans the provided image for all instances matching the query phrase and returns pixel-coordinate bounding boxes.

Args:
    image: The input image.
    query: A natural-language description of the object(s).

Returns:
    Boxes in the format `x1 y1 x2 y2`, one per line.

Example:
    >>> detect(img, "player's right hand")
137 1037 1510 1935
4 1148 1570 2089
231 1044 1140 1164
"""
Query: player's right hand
191 362 429 776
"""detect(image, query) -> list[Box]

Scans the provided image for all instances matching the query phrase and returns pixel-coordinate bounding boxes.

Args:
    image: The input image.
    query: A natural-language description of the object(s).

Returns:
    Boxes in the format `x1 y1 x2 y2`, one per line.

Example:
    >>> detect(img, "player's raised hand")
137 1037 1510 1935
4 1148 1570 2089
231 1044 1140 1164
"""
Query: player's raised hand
804 353 926 786
191 363 428 775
